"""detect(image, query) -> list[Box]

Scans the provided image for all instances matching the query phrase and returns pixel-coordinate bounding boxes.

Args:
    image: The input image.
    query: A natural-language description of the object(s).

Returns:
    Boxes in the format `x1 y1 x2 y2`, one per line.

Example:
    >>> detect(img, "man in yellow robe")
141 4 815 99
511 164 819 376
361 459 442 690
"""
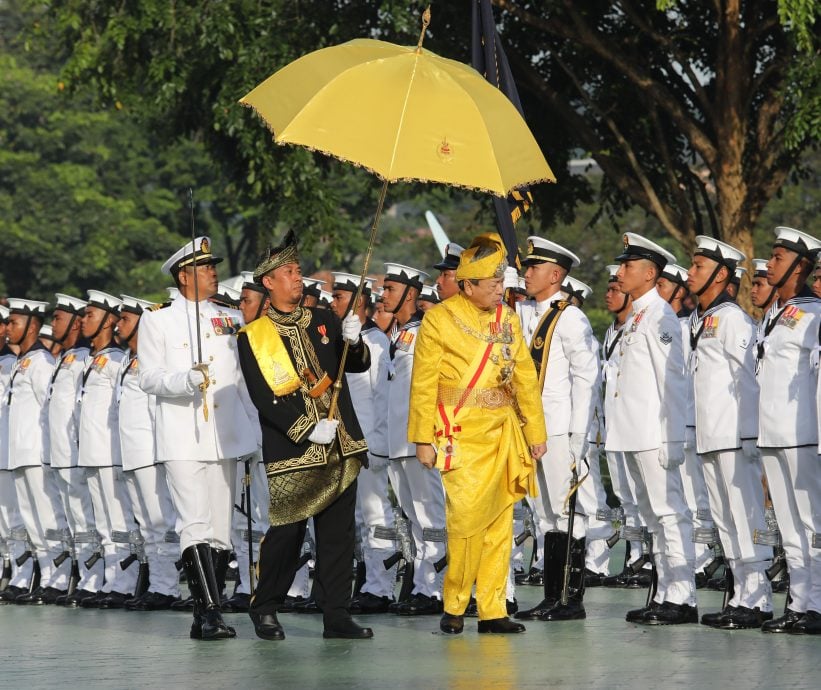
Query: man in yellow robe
408 233 547 634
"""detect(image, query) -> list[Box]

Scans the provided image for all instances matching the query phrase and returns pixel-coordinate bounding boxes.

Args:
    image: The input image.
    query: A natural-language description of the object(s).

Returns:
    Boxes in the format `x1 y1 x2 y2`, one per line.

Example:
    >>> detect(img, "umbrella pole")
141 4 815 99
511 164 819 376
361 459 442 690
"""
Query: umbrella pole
327 178 389 420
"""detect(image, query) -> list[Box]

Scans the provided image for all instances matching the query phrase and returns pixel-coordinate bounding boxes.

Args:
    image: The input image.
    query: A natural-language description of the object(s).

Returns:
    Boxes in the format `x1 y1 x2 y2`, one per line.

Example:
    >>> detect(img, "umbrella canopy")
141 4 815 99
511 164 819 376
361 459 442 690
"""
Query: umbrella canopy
239 38 555 197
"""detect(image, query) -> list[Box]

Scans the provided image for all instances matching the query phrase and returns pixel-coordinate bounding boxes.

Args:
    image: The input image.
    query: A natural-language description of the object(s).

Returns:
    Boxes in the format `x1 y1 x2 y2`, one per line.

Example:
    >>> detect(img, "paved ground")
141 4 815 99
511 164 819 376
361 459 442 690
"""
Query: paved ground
1 584 818 689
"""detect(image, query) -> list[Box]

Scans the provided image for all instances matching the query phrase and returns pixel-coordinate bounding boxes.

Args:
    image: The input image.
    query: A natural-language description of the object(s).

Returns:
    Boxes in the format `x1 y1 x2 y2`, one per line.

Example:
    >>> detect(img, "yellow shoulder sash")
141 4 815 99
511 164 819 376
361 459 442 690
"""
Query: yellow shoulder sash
240 318 301 396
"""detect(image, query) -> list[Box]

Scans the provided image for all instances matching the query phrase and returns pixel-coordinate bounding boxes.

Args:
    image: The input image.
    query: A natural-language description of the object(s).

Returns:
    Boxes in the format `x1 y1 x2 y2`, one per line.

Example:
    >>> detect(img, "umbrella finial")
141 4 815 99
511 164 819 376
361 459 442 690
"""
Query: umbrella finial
416 6 431 53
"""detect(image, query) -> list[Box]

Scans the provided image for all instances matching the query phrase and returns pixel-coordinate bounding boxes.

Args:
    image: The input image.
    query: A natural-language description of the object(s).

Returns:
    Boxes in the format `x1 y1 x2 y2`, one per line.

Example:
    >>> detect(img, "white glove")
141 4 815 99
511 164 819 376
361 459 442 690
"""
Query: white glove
741 439 760 462
187 364 209 390
658 442 685 470
683 426 696 450
568 433 589 467
308 419 339 445
341 312 362 345
503 266 520 291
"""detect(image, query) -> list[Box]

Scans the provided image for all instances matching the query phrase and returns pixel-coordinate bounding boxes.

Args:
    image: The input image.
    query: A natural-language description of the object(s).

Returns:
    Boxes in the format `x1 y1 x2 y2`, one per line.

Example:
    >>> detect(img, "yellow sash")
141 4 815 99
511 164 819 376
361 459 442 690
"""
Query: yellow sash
240 318 301 396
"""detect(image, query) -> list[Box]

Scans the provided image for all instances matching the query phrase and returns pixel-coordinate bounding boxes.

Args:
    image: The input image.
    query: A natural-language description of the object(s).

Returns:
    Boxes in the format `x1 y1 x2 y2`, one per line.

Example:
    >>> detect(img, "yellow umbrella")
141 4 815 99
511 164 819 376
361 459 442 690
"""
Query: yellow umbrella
239 9 554 415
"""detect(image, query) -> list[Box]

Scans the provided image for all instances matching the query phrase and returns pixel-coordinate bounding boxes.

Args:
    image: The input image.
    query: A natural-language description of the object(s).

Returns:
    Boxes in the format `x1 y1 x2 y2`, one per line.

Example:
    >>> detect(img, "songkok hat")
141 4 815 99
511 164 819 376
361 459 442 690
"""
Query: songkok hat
0 305 8 323
615 232 676 269
730 266 747 286
455 233 508 281
119 294 156 316
693 235 745 269
161 236 223 276
752 259 768 278
660 263 689 288
212 283 240 309
523 236 580 272
253 230 299 280
384 263 429 289
302 277 325 298
772 226 821 259
53 293 87 316
418 285 440 304
241 270 267 295
166 287 180 300
563 276 592 303
7 298 49 317
332 272 374 298
433 243 465 271
606 265 620 283
86 290 122 314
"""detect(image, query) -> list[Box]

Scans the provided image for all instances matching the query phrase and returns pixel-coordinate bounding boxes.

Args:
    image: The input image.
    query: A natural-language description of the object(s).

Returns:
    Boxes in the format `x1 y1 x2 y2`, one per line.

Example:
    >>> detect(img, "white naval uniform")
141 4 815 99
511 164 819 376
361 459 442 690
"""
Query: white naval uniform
757 292 821 613
7 343 71 589
605 287 695 607
348 321 395 598
231 451 269 596
387 312 447 599
118 352 180 598
79 343 138 595
0 346 33 589
517 293 598 540
138 296 260 552
678 313 713 572
48 343 103 594
601 321 645 568
690 297 772 611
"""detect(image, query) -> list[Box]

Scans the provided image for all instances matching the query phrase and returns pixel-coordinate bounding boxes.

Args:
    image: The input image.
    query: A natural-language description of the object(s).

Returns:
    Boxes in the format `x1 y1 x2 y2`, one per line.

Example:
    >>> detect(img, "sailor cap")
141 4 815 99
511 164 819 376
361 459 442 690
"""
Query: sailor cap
53 293 87 316
563 276 592 303
241 270 267 295
383 263 429 289
523 236 580 271
39 324 56 341
302 277 325 298
119 294 156 316
730 266 747 286
418 285 441 304
772 226 821 259
752 259 768 278
212 283 241 309
7 298 49 316
318 290 333 307
0 305 8 322
331 272 374 295
161 236 223 276
433 243 465 271
86 290 122 314
694 235 745 268
606 265 620 282
660 263 689 288
615 232 676 269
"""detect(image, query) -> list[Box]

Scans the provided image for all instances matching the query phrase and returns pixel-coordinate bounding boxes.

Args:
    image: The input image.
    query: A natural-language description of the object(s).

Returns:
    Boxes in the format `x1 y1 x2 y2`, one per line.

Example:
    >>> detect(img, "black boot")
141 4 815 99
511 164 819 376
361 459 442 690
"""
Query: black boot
541 536 586 621
133 561 150 600
211 548 232 603
1 557 12 592
183 544 235 641
515 532 560 620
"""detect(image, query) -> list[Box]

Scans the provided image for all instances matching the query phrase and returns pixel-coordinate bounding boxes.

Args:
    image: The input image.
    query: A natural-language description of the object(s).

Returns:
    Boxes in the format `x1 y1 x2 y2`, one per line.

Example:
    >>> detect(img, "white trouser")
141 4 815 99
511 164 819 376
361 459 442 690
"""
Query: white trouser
624 449 696 606
605 450 644 567
0 469 33 588
13 465 71 589
52 467 104 593
387 457 446 599
578 445 614 574
356 457 396 598
231 455 269 595
681 432 714 571
86 466 138 595
700 449 772 611
164 459 236 553
531 434 585 539
124 465 180 597
760 446 821 613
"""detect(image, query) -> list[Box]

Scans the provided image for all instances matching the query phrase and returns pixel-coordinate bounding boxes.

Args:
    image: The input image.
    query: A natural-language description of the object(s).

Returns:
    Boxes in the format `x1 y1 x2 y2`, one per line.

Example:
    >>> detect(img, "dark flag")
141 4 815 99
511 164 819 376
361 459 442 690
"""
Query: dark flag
471 0 533 269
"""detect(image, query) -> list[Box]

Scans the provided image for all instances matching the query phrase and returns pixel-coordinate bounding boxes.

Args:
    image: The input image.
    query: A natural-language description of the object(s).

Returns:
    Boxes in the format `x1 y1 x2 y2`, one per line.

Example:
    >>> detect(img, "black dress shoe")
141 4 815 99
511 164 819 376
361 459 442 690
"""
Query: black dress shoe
293 597 322 614
350 592 394 615
478 617 526 634
250 612 285 640
323 617 374 639
464 597 478 617
506 598 518 616
221 592 251 613
440 613 464 634
16 586 65 605
513 569 528 585
171 595 195 612
701 605 736 628
640 601 698 625
64 589 98 608
396 593 443 616
97 591 132 609
80 591 107 608
538 600 586 621
790 610 821 635
706 576 727 591
278 595 304 613
762 609 804 633
719 606 773 630
514 598 557 620
625 571 652 589
525 568 544 586
584 569 605 587
626 601 660 622
601 571 629 588
0 585 26 603
132 592 179 611
694 571 709 589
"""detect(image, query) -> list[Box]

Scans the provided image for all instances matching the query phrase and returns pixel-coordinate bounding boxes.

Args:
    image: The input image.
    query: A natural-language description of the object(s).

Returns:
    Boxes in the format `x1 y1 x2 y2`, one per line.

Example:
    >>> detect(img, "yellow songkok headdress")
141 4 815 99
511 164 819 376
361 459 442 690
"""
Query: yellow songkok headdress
455 232 508 280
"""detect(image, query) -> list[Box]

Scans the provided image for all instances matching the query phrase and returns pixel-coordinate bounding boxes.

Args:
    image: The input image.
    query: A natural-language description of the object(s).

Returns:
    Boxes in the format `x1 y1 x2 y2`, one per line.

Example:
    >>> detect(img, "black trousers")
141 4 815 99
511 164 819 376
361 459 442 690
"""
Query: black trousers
250 479 357 626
